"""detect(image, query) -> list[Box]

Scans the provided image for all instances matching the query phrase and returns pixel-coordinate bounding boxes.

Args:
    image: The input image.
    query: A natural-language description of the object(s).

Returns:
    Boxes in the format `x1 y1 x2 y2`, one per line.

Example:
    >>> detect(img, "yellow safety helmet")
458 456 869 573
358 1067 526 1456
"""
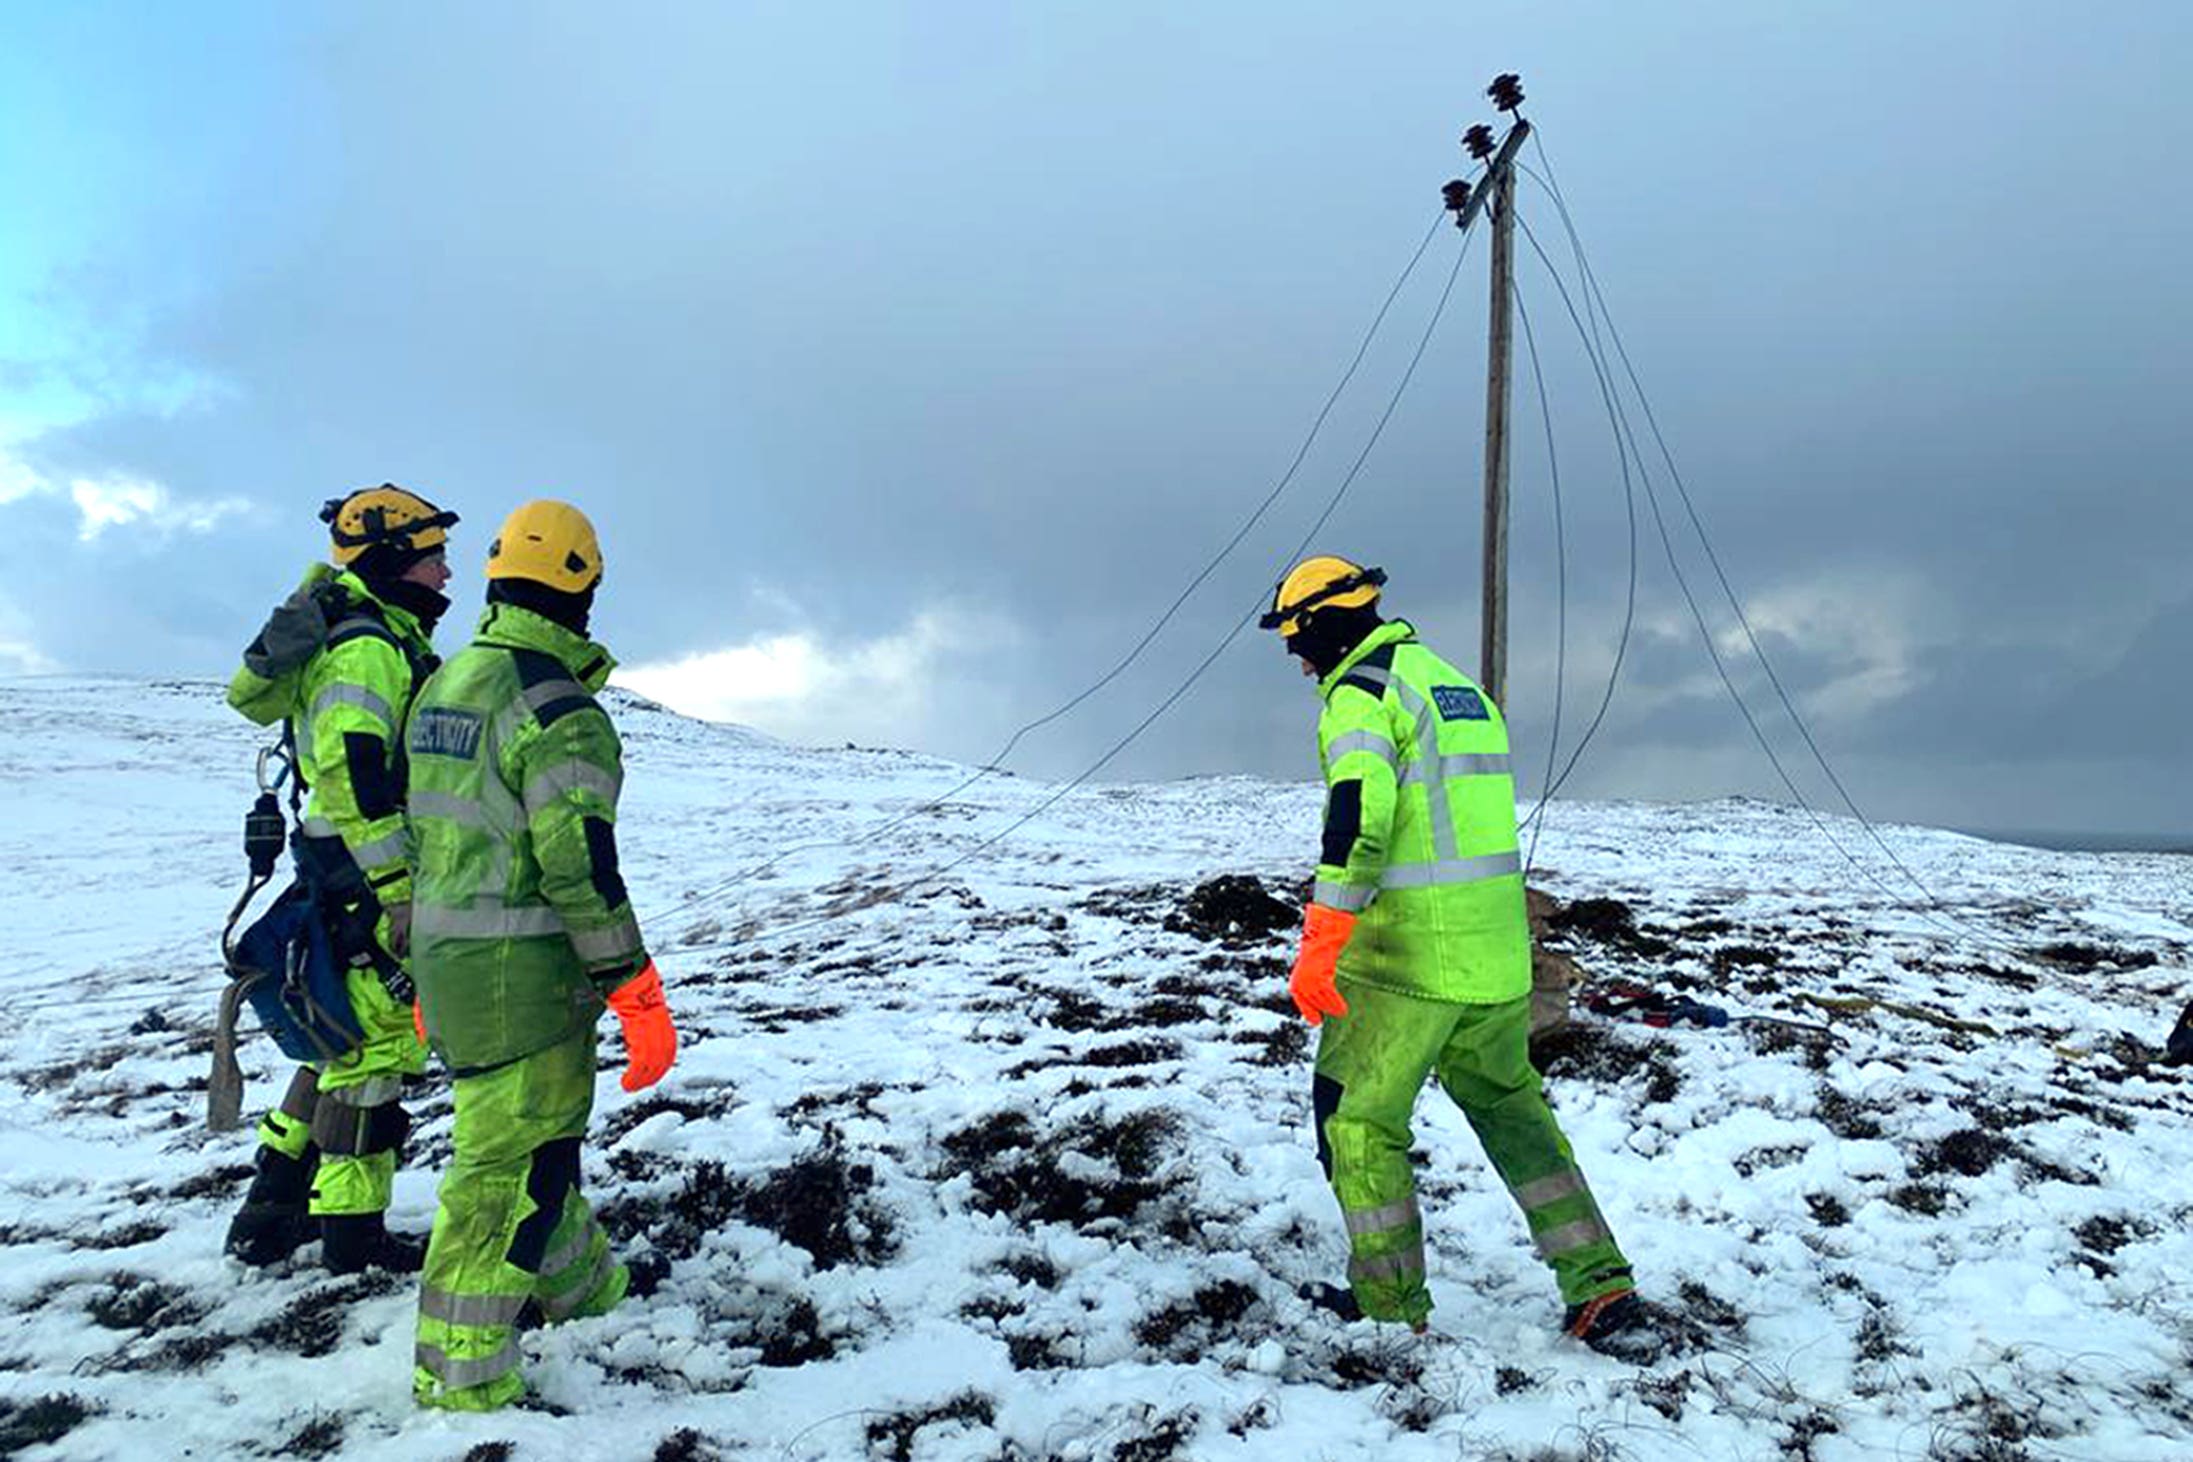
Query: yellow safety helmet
486 499 604 592
1259 555 1387 639
320 484 458 568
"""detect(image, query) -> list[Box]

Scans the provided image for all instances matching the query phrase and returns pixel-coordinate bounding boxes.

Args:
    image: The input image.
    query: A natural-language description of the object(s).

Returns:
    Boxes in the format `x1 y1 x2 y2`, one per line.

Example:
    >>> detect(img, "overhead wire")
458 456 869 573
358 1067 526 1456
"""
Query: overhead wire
644 197 1476 943
1511 207 1915 905
1522 143 1979 930
1510 190 2011 952
1509 274 1568 877
673 221 1486 954
1512 206 1644 841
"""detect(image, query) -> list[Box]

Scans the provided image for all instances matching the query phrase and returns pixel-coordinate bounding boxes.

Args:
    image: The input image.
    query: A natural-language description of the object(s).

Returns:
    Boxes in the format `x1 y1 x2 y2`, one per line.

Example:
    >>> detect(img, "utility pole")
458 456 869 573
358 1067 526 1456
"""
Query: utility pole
1446 75 1531 710
1480 153 1518 710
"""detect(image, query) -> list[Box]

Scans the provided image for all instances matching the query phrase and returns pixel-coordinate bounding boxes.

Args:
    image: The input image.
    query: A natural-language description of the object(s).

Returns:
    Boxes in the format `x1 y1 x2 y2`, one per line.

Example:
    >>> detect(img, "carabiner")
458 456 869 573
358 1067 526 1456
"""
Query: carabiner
256 741 295 796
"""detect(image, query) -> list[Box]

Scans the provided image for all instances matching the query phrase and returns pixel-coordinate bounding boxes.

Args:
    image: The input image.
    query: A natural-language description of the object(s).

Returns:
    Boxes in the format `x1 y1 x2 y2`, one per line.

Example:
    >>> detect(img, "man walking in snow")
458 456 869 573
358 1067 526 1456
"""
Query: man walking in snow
405 499 677 1411
1261 554 1656 1359
224 486 459 1275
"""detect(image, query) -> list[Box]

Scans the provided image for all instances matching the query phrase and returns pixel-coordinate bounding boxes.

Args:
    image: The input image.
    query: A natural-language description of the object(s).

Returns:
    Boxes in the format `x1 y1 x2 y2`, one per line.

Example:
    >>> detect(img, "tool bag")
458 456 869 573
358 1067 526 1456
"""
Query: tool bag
227 878 367 1064
207 755 374 1131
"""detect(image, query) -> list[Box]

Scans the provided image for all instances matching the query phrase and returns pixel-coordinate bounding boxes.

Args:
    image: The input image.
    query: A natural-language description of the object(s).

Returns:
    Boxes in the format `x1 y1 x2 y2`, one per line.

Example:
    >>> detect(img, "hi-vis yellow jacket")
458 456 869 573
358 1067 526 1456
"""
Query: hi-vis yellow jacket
1311 620 1531 1004
405 602 646 1072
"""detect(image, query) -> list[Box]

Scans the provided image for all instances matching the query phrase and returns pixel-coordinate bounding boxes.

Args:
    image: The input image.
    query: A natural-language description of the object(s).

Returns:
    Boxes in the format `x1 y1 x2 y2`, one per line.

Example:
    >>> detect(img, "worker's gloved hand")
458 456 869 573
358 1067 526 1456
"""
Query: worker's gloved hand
1289 904 1357 1026
606 960 677 1092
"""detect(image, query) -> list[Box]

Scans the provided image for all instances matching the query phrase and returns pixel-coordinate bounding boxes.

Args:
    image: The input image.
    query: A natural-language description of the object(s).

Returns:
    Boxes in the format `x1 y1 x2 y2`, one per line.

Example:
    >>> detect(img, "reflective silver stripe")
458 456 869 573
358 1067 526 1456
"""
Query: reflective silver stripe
1534 1215 1614 1259
1343 1197 1421 1239
418 1287 528 1328
416 1338 522 1390
1312 880 1376 913
1515 1169 1587 1212
1398 752 1513 786
408 791 521 902
490 700 531 761
1325 730 1399 771
571 915 643 966
1389 680 1459 861
310 684 395 729
1338 663 1391 692
1347 1245 1425 1284
523 681 592 717
471 703 526 896
415 904 566 940
540 1247 614 1322
409 791 492 828
540 1217 603 1281
300 816 342 840
349 830 408 871
522 760 622 817
1378 851 1524 890
322 1074 402 1108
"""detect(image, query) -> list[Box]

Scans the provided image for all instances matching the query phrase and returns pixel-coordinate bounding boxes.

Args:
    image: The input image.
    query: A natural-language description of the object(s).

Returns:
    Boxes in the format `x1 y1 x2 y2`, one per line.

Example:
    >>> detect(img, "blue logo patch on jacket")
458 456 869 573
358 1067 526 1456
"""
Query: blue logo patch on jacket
409 707 484 760
1431 685 1489 721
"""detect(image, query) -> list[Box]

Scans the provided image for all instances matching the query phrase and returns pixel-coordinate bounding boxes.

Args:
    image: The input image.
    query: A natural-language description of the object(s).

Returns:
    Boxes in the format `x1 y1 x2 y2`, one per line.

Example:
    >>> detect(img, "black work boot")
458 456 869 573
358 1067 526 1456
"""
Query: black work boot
1563 1289 1664 1363
322 1212 428 1275
225 1148 317 1267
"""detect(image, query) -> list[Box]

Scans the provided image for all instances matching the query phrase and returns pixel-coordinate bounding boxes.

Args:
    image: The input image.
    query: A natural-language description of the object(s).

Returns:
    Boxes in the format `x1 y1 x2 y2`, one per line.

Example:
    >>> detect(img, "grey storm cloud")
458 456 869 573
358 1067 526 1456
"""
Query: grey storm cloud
5 1 2191 841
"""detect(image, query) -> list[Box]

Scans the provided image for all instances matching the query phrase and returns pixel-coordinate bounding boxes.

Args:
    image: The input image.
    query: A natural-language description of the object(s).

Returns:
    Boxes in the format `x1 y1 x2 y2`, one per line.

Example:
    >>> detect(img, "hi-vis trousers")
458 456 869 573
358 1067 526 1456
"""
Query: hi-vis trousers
1312 983 1632 1326
413 1029 626 1411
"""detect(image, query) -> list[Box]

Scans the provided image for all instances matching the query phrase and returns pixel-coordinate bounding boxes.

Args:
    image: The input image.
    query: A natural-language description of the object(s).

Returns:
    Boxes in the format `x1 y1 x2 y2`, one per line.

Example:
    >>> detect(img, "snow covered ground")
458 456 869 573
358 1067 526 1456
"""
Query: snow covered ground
2 675 2191 1461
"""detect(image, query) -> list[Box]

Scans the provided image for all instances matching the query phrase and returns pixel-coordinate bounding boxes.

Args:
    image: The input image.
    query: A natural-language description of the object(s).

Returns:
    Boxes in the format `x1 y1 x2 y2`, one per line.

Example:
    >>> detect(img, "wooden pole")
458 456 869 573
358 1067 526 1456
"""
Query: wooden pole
1480 147 1520 708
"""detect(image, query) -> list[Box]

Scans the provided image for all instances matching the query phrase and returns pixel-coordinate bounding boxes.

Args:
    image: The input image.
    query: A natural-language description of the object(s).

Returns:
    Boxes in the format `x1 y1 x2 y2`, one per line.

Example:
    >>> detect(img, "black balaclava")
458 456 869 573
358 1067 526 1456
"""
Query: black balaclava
488 576 598 637
350 525 451 633
1285 603 1383 679
371 575 452 635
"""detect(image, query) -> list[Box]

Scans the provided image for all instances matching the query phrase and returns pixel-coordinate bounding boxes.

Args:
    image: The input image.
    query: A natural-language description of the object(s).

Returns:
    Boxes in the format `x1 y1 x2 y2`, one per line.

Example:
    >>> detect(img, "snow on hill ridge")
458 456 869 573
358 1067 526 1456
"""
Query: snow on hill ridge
2 675 2192 1460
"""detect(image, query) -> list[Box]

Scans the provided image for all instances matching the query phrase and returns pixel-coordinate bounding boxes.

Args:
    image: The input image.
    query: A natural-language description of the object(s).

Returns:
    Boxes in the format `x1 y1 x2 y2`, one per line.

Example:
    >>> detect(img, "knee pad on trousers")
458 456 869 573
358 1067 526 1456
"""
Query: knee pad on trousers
310 1097 411 1159
256 1068 323 1160
506 1138 584 1275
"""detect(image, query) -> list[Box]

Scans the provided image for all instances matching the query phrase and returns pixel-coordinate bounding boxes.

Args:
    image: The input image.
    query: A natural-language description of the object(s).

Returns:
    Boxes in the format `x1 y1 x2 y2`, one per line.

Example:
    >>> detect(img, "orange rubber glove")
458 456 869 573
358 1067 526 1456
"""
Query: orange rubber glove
1289 904 1356 1026
412 1002 427 1045
606 960 677 1092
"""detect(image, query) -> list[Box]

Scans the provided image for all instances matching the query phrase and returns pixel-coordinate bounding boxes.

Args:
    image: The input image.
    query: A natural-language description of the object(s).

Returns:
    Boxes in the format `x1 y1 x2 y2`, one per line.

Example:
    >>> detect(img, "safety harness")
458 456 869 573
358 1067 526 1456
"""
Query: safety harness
206 583 435 1132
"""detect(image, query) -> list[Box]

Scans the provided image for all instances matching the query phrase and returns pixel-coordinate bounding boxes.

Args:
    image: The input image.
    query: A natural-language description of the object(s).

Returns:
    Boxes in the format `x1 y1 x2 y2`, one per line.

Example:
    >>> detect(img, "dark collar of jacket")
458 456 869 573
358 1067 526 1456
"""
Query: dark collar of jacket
475 602 617 692
1319 618 1417 701
329 566 433 656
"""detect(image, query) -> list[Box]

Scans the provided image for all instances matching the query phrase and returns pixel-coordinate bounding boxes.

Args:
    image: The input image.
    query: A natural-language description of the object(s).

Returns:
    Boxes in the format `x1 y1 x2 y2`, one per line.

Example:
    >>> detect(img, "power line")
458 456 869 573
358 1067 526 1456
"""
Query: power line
1522 143 1978 928
1513 216 1644 839
1510 276 1567 877
674 224 1484 955
1511 208 1893 888
644 199 1476 943
1510 198 2005 952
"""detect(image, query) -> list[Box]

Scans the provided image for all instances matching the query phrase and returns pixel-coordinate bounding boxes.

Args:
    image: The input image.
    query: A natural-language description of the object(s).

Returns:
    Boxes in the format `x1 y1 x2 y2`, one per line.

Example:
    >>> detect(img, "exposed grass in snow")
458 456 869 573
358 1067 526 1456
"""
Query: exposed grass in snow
2 678 2192 1459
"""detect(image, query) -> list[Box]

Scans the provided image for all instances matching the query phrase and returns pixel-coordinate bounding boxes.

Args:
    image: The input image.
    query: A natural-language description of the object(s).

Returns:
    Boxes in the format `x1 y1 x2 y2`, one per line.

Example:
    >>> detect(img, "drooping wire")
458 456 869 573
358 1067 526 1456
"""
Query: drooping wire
1511 204 1997 950
1513 215 1644 840
643 201 1472 942
674 224 1484 955
1510 275 1567 877
1523 140 1995 939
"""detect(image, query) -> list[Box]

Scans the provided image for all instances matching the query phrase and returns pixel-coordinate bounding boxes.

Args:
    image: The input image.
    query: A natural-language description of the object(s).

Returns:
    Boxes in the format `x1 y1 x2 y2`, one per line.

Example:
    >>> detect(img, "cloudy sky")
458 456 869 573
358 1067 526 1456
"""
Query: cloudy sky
3 2 2188 844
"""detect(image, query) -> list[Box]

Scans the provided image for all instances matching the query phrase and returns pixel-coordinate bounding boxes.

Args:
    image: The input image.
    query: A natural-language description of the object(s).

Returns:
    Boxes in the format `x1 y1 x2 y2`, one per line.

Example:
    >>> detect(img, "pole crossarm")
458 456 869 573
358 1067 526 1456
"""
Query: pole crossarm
1449 118 1532 233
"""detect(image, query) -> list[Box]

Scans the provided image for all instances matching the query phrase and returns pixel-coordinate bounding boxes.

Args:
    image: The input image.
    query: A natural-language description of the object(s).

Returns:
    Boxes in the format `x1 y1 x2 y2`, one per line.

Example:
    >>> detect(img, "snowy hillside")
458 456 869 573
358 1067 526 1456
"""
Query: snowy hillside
3 676 2192 1461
